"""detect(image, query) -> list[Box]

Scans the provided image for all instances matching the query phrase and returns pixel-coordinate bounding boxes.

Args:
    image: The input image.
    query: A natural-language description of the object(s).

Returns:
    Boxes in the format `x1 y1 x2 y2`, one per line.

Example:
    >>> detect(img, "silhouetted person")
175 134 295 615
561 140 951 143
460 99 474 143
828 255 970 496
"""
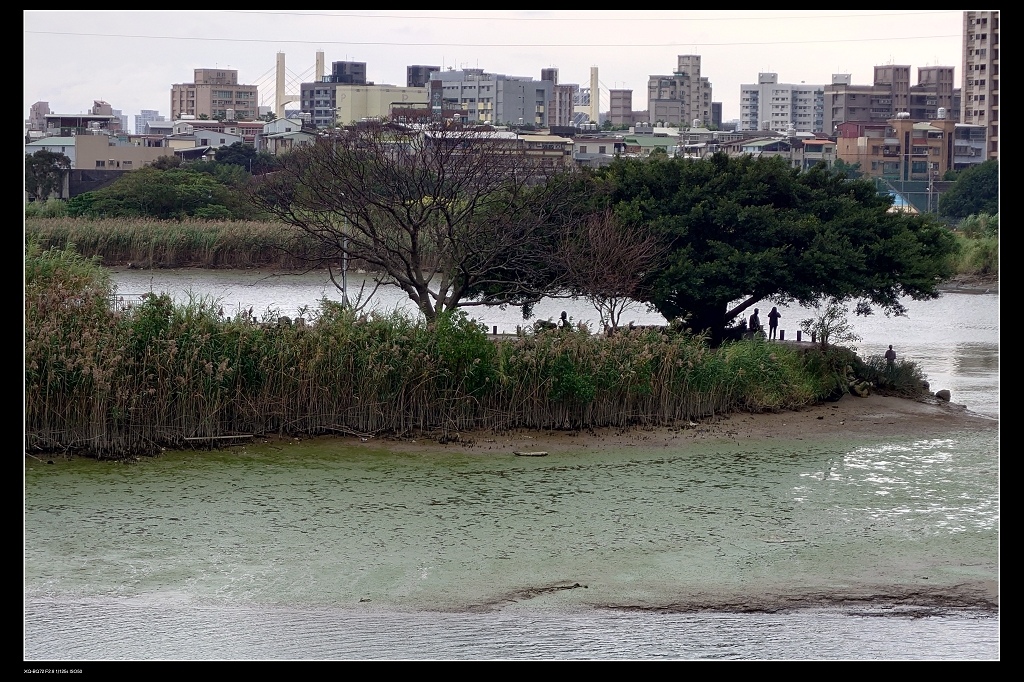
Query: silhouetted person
885 345 897 368
749 308 761 334
768 307 781 340
558 311 570 329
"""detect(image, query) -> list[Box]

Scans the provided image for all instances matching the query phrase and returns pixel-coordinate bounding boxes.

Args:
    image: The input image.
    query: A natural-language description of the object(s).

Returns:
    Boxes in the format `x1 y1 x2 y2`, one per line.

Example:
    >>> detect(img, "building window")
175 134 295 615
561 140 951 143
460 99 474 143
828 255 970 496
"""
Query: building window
96 160 105 167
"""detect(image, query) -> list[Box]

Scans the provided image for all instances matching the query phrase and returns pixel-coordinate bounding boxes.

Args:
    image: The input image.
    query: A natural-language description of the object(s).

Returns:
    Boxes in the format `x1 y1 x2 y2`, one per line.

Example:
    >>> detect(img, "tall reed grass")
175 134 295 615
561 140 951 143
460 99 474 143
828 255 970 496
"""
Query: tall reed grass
26 241 862 459
946 215 998 280
24 217 324 270
951 232 998 278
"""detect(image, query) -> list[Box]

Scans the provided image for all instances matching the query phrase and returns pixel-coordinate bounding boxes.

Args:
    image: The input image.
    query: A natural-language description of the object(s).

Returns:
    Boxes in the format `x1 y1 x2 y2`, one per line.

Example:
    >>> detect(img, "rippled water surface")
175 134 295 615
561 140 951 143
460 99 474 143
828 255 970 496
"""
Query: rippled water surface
26 429 998 660
24 599 997 661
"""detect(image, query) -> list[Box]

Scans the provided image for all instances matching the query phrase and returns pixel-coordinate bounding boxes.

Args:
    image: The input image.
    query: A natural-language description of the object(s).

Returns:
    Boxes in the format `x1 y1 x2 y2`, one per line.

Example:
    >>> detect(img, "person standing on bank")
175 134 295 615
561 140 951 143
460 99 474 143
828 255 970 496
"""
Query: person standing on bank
749 308 761 334
767 307 781 340
885 345 897 368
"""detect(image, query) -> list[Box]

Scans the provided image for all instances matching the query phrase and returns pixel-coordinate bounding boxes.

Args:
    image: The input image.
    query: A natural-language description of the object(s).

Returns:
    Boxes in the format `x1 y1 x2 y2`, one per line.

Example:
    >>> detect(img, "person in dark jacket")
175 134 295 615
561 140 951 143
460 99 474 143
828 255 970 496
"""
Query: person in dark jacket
767 307 781 340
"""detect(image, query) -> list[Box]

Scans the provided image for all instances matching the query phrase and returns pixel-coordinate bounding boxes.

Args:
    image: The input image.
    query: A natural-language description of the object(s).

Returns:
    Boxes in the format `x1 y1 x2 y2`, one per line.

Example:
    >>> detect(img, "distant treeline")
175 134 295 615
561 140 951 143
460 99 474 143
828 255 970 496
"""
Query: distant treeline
27 242 900 460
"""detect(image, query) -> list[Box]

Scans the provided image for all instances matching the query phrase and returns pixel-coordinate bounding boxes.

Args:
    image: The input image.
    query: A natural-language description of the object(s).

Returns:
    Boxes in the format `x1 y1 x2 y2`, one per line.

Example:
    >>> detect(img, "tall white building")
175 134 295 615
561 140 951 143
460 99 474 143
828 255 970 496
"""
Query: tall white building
427 68 553 126
739 73 825 134
135 110 166 134
112 109 129 134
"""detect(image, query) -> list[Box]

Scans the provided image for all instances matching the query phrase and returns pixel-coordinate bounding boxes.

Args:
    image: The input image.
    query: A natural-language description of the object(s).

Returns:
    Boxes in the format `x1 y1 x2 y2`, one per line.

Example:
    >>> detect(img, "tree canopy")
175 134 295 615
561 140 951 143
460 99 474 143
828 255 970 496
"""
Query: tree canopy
594 153 958 342
25 150 71 200
939 159 998 219
66 166 248 220
214 142 277 174
831 158 863 179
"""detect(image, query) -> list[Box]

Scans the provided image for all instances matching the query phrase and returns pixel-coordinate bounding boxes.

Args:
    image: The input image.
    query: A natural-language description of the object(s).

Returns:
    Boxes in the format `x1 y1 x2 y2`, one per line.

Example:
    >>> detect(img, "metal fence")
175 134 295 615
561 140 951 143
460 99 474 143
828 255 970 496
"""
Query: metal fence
109 293 152 312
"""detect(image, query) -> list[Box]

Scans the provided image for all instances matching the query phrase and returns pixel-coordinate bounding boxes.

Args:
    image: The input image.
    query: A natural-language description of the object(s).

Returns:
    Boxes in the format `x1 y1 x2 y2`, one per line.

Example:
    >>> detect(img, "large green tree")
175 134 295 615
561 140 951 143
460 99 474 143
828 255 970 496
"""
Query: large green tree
596 153 958 343
67 166 241 219
939 159 998 219
199 142 278 175
25 150 72 200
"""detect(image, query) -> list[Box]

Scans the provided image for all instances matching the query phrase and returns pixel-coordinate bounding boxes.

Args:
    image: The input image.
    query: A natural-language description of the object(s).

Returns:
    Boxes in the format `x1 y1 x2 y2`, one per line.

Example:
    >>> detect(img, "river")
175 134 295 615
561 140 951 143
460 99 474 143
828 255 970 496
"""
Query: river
24 269 999 661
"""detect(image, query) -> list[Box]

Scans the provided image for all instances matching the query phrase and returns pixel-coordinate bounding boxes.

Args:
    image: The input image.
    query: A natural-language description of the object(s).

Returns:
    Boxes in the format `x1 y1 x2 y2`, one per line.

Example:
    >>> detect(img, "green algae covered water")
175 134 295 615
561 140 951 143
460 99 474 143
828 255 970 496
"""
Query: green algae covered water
25 428 998 660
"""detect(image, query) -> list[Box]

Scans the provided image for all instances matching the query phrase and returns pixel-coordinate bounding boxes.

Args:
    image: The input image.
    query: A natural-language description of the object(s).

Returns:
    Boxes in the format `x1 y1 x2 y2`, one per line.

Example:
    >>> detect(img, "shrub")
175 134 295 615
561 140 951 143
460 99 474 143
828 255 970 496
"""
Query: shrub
858 355 929 397
800 298 861 349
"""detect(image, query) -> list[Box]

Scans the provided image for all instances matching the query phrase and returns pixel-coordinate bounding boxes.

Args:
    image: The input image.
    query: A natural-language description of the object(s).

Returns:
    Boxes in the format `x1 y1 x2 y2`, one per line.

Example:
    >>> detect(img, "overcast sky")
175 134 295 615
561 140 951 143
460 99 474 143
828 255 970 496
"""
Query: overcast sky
24 10 967 124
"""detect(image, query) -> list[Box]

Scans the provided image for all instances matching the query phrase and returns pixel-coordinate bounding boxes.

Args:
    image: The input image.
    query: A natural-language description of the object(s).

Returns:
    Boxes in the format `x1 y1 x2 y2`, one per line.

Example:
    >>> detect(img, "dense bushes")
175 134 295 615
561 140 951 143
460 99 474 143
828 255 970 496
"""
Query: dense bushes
939 160 998 220
949 214 999 279
26 242 882 459
64 166 257 220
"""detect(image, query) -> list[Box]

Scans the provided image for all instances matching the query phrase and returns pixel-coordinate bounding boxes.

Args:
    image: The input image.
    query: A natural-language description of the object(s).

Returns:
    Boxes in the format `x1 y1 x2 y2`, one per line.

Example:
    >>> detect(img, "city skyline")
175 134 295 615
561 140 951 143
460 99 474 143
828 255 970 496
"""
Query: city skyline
25 10 965 125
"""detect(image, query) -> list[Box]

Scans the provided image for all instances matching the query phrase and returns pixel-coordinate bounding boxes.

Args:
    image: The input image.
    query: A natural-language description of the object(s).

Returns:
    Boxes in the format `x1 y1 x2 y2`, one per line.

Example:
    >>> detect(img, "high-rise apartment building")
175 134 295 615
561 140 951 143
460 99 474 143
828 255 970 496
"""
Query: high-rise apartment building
301 81 428 127
135 109 166 134
962 10 998 159
407 65 440 88
27 101 50 131
872 65 911 114
325 61 367 85
824 65 960 134
711 102 722 130
428 68 553 126
540 69 577 128
171 69 259 121
111 109 129 134
548 83 577 128
609 89 633 126
909 66 958 122
647 55 712 127
739 73 825 133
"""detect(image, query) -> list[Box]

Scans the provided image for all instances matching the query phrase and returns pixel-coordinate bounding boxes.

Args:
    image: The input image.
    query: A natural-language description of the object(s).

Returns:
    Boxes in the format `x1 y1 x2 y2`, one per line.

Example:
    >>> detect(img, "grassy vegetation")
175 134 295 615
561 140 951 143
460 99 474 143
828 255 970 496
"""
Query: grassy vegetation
950 232 998 280
26 241 882 460
26 215 997 285
947 213 999 281
24 217 319 270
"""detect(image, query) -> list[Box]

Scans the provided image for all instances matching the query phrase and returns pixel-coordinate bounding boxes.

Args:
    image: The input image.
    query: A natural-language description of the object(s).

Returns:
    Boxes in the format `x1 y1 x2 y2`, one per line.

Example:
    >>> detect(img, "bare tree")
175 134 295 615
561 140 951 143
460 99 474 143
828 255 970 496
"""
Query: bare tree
250 122 579 322
559 210 666 332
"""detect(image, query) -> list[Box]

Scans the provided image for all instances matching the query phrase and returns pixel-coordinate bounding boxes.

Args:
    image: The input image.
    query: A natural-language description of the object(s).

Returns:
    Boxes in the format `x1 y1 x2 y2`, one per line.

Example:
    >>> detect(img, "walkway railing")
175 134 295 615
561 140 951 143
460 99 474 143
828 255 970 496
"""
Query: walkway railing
109 293 151 312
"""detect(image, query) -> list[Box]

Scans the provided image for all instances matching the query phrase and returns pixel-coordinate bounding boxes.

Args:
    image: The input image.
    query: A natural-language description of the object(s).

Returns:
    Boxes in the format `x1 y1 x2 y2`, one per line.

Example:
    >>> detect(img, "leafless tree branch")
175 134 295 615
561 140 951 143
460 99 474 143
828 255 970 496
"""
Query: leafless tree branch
249 122 576 322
